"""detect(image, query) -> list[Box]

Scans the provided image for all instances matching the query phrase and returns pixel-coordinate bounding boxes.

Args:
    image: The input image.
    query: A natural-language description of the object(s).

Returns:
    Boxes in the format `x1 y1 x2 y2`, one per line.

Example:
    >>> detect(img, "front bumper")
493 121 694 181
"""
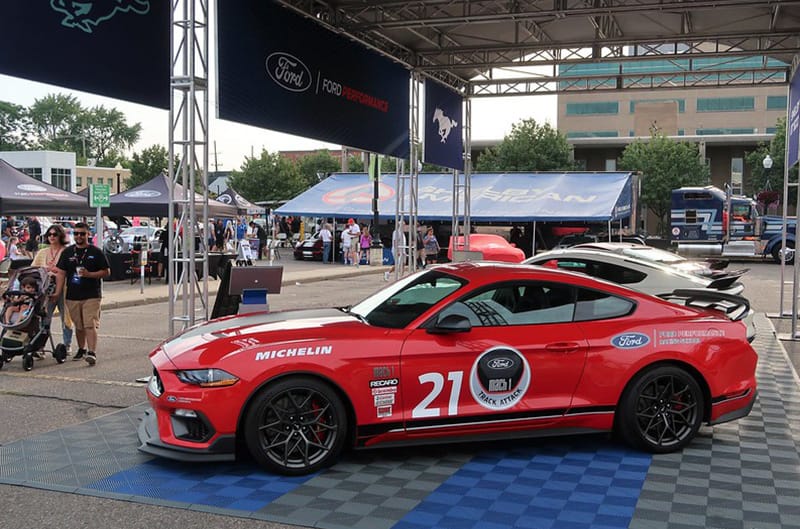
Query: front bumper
137 406 236 462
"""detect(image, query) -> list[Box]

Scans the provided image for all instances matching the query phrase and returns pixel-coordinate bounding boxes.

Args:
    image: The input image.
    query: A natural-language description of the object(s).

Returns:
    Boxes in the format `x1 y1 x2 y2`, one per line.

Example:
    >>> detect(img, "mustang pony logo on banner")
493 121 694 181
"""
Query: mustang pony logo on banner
50 0 150 33
424 81 464 170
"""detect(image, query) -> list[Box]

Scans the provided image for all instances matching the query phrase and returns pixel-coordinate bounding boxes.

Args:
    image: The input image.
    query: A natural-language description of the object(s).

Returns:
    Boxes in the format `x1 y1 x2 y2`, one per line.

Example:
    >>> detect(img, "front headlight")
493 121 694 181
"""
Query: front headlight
176 369 239 387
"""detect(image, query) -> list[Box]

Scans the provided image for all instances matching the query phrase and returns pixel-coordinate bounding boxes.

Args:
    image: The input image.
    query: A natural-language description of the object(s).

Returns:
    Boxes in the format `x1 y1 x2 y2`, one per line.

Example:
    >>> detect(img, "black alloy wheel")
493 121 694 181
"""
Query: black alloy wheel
244 377 347 475
618 366 703 453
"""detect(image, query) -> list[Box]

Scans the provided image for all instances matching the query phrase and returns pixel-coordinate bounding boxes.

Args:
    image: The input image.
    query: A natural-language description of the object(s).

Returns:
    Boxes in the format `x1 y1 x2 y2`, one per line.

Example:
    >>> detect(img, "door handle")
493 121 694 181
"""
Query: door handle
545 342 581 353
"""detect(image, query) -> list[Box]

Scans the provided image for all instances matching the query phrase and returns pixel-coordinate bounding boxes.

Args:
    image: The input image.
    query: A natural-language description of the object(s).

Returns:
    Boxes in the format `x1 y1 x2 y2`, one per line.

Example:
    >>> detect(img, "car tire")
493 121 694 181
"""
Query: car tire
244 377 348 475
617 365 703 453
771 241 795 265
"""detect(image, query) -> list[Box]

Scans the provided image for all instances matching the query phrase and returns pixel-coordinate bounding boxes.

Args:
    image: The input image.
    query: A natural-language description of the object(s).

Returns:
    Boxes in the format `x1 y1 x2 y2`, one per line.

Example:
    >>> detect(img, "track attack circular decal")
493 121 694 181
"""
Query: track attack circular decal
469 346 530 411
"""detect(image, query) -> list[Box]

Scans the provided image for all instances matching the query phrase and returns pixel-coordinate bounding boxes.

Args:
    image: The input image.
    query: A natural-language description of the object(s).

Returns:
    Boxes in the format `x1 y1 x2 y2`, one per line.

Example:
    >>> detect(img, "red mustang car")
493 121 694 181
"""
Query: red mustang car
139 262 757 475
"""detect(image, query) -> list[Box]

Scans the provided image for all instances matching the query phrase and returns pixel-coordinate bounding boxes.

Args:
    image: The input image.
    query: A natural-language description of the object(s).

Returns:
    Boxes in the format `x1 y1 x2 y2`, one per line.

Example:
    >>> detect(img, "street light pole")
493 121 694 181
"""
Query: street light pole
114 162 123 194
763 154 773 190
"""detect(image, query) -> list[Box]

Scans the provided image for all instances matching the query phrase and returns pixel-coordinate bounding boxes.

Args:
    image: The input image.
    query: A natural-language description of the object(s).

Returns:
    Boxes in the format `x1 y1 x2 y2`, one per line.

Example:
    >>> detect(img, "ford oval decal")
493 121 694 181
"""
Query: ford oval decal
611 333 650 349
487 357 514 369
266 52 312 93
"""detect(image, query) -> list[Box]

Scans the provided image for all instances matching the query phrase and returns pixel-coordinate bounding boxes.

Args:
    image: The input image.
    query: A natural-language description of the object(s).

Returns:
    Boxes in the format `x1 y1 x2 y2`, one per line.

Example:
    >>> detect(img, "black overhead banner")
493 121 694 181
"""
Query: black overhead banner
217 1 410 159
0 1 169 109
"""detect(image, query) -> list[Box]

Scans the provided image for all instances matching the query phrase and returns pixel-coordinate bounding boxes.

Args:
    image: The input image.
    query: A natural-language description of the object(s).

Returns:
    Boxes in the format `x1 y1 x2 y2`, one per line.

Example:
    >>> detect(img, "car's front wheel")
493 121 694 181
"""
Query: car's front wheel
617 366 704 453
244 377 348 475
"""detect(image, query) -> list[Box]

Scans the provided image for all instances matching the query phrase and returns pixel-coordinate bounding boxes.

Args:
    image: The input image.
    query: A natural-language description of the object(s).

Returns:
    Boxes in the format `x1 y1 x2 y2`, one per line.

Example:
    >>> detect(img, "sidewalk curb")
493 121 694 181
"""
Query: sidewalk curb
101 266 386 311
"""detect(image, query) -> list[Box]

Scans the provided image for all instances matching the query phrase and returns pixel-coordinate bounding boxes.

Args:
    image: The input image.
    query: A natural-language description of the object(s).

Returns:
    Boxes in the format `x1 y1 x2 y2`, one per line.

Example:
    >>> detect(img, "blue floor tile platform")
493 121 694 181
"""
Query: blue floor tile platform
2 313 799 529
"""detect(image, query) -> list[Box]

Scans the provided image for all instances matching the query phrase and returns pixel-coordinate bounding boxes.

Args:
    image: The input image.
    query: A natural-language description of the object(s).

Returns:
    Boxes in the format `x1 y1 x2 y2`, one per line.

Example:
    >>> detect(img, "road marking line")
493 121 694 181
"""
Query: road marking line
0 372 145 387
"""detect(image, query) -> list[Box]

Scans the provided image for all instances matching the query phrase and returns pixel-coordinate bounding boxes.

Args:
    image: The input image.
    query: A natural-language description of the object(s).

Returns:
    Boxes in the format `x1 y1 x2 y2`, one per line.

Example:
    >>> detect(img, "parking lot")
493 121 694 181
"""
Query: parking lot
1 261 799 529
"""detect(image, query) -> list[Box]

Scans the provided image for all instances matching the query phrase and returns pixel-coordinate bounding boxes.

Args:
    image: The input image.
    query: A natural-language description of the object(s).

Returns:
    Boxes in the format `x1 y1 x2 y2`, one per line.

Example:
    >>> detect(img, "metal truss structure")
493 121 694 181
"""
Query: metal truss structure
277 0 800 94
169 0 210 334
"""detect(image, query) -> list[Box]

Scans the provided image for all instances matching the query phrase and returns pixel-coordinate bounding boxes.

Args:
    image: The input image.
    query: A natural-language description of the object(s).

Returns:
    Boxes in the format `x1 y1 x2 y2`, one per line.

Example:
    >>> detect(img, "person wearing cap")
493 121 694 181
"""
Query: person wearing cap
346 218 361 266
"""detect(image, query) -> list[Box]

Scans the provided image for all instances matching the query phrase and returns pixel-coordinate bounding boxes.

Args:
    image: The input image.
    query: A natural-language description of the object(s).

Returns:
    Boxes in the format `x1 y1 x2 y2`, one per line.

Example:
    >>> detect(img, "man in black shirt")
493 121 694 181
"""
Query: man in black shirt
55 222 110 366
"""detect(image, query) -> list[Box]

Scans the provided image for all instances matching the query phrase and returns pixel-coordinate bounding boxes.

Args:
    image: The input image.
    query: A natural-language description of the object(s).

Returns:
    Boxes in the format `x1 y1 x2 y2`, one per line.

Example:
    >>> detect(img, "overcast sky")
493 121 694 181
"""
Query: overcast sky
0 73 556 171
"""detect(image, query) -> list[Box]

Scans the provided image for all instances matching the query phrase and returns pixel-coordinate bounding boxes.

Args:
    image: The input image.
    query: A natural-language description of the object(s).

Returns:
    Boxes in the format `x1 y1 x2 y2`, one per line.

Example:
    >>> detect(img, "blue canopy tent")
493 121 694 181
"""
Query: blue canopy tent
276 172 634 222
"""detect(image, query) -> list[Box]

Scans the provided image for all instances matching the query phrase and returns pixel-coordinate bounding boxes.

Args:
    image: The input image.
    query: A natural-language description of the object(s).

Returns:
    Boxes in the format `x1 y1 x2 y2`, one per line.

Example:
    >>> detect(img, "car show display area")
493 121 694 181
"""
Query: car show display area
0 315 798 529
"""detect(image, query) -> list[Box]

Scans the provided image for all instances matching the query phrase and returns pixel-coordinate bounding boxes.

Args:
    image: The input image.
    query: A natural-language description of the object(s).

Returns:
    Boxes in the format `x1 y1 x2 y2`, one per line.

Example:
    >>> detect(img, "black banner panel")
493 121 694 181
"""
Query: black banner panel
424 81 464 170
0 1 169 109
217 1 410 159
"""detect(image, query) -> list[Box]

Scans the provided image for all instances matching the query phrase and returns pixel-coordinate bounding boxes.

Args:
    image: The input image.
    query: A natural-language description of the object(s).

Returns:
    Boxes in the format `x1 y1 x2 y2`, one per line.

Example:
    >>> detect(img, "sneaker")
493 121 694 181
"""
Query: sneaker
85 351 96 366
72 348 87 361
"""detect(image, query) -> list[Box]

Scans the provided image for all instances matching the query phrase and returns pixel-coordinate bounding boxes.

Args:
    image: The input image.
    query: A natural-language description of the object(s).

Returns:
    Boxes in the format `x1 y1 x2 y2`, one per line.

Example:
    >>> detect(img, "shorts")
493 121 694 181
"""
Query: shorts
66 298 102 331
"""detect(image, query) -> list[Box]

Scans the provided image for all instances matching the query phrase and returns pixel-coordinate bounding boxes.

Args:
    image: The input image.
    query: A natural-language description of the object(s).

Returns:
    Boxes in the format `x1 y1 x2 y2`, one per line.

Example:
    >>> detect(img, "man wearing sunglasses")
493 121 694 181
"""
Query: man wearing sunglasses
55 222 110 366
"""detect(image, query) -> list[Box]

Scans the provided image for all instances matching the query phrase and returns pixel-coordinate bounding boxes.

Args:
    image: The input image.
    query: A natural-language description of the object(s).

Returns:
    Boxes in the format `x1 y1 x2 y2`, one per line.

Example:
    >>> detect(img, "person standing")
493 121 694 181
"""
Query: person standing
359 226 372 265
340 227 352 265
319 223 333 263
346 218 361 266
26 216 41 254
32 224 73 357
423 227 440 265
56 222 110 366
384 221 407 281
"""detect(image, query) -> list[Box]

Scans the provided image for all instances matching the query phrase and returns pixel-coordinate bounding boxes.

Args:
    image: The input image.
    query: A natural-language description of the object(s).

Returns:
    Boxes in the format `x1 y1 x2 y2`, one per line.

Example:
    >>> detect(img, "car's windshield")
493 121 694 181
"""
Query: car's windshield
350 270 466 329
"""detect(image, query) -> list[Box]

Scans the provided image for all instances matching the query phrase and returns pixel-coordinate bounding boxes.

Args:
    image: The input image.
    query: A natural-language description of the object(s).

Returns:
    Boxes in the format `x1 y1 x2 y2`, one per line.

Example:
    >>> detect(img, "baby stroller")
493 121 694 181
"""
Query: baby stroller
0 267 68 371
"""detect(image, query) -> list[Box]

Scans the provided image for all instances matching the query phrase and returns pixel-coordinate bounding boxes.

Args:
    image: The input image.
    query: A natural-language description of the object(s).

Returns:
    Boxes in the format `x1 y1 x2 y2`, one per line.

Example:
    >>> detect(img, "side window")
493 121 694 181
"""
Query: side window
368 276 463 328
574 288 634 322
550 259 645 285
437 282 574 327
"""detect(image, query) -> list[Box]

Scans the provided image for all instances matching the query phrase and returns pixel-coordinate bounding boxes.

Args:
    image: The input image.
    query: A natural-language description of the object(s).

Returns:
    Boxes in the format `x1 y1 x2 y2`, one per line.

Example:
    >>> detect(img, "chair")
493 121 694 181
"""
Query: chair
129 250 154 284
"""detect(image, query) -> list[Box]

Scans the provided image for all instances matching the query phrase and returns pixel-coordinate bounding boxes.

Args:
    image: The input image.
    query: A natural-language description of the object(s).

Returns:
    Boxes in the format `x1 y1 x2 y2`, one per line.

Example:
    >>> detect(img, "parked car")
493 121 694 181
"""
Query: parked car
105 226 164 253
448 233 525 263
573 242 737 279
524 248 746 297
293 236 323 261
139 262 757 475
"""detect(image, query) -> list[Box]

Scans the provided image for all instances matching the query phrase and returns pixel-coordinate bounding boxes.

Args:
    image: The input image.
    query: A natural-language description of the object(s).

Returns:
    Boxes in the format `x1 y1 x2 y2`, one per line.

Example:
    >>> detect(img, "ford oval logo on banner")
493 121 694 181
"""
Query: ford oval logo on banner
611 333 651 349
266 52 312 93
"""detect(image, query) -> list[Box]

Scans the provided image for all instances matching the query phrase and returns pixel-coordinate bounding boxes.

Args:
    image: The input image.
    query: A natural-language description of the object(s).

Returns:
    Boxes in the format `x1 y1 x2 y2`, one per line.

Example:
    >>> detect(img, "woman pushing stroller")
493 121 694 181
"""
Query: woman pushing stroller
31 223 73 359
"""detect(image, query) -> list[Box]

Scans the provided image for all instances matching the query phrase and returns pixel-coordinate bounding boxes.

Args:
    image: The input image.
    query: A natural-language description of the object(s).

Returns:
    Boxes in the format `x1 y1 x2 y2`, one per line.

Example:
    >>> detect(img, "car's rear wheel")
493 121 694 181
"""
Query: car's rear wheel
618 366 703 453
244 377 347 475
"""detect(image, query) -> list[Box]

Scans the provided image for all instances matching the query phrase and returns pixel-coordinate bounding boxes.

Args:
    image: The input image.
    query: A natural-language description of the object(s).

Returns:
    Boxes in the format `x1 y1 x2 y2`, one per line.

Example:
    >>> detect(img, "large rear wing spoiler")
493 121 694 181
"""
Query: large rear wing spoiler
658 288 750 322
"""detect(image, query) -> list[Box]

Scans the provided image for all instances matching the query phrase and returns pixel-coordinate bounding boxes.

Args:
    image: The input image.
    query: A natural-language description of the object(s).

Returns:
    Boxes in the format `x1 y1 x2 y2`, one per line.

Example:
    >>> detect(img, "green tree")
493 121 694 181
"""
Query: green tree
618 134 710 236
128 145 174 188
28 93 84 154
227 150 306 202
744 117 797 199
78 105 141 164
475 118 574 171
0 101 35 150
296 150 341 187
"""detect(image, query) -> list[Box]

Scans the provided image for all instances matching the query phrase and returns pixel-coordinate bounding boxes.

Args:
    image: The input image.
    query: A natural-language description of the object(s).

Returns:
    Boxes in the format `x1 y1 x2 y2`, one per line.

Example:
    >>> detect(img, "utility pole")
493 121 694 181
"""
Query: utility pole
212 140 221 172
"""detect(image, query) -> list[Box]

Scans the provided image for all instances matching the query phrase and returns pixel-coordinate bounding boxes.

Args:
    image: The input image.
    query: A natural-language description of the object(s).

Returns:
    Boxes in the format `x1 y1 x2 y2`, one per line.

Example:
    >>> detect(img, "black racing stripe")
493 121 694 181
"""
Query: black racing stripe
565 405 616 415
407 408 568 429
357 422 404 438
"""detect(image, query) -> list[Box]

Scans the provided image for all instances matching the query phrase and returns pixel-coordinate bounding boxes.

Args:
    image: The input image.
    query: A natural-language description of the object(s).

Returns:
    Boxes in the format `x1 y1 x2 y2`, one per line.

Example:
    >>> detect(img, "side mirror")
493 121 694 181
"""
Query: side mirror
428 313 472 334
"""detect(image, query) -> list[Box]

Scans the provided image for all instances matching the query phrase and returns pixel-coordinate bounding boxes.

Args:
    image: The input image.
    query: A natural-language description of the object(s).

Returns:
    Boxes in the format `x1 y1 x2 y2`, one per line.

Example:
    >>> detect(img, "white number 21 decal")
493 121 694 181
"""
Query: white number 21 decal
412 371 463 418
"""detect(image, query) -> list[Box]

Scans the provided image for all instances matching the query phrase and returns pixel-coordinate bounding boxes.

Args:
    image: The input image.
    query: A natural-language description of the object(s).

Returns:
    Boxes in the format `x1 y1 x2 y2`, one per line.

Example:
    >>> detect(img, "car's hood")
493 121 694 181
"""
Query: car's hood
159 308 360 366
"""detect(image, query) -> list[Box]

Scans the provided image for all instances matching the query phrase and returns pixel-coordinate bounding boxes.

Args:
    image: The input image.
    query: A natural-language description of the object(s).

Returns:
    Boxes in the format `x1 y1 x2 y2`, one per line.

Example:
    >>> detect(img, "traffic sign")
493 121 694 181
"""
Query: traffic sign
89 183 111 208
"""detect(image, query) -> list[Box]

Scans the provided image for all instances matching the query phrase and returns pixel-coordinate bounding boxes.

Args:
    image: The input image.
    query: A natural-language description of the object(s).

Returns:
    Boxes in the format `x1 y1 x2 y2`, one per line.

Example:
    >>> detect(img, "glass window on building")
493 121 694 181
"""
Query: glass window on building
87 177 93 185
566 131 619 138
565 102 619 115
731 157 743 194
605 159 617 171
696 97 755 112
76 177 82 187
20 167 43 180
766 95 787 110
51 168 72 190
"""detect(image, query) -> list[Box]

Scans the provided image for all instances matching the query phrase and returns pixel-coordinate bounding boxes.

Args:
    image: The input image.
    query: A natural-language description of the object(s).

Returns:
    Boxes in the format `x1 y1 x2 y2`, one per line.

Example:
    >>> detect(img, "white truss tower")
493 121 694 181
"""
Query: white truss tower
169 0 210 335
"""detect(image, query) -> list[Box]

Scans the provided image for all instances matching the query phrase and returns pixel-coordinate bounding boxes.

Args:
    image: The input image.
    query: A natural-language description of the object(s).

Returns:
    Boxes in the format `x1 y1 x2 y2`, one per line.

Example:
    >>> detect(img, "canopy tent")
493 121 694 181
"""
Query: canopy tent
104 173 239 218
276 172 634 222
215 186 265 215
0 159 93 216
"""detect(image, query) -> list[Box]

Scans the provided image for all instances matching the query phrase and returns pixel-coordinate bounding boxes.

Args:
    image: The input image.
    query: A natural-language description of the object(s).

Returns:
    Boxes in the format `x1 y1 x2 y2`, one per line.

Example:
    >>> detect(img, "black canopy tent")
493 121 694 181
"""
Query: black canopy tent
0 159 93 216
104 173 239 218
215 186 265 215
